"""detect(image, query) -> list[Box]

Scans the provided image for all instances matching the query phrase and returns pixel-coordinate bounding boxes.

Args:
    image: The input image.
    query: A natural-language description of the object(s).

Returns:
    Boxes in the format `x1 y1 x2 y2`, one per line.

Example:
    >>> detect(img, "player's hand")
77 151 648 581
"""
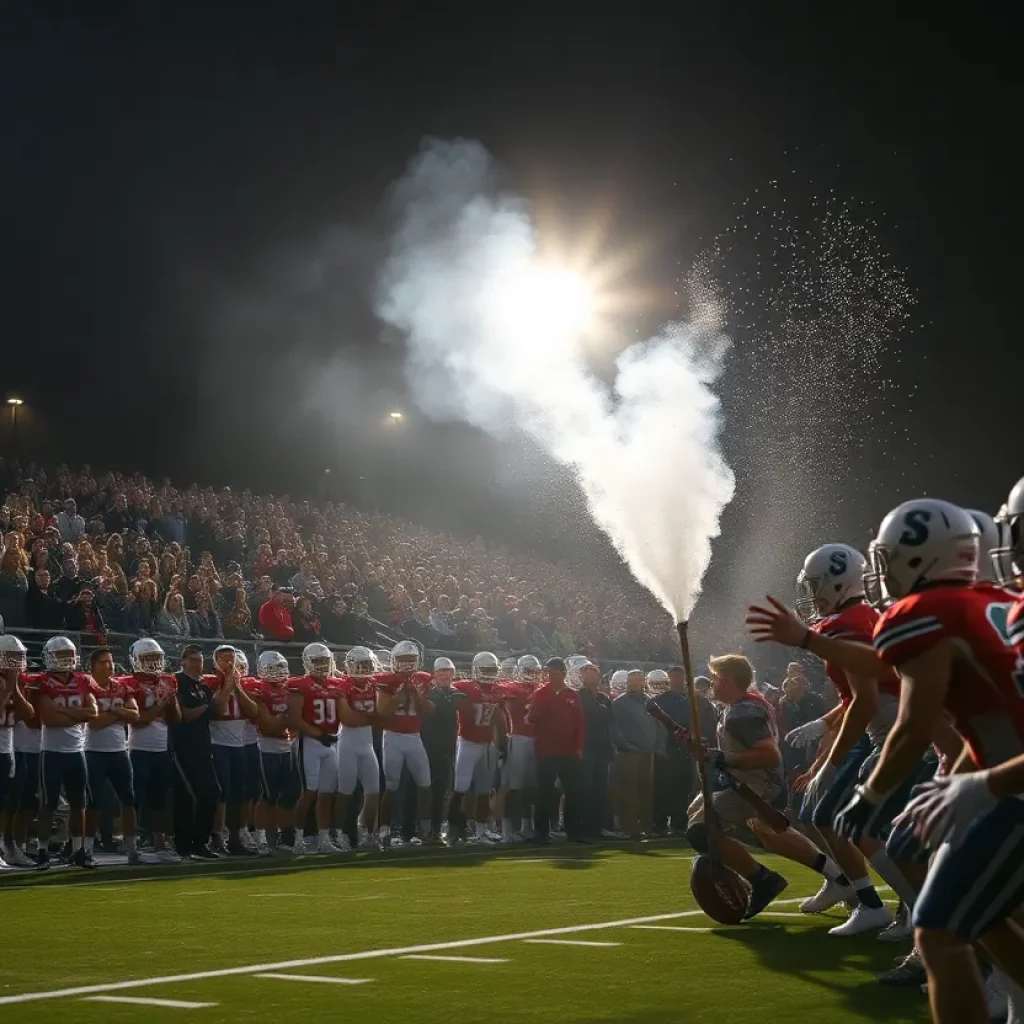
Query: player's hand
746 595 809 648
791 770 814 793
893 773 996 850
785 718 826 750
802 762 837 809
834 785 886 844
318 732 338 747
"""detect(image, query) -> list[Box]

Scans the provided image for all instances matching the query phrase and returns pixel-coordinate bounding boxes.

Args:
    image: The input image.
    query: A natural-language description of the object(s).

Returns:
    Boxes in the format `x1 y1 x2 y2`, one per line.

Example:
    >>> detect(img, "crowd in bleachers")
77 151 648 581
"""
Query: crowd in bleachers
0 458 678 663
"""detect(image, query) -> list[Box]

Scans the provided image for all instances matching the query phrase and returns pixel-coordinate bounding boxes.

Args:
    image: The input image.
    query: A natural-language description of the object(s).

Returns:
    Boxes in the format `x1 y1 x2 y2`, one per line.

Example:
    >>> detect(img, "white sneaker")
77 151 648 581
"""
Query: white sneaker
4 846 36 868
358 832 376 849
154 849 181 864
0 853 8 870
334 833 352 852
987 970 1009 1022
290 840 306 856
503 832 526 844
316 837 337 854
877 904 913 943
828 904 894 937
801 878 857 914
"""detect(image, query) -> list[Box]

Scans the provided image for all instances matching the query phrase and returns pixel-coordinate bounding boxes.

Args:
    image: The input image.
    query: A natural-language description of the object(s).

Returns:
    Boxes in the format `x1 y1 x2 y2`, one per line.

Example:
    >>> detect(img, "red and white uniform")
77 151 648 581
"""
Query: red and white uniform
376 671 432 791
499 681 538 790
288 674 342 793
244 678 292 755
125 673 178 753
30 672 101 753
205 674 251 749
86 678 135 753
814 601 902 745
873 582 1024 769
336 676 380 795
452 679 502 794
0 676 24 757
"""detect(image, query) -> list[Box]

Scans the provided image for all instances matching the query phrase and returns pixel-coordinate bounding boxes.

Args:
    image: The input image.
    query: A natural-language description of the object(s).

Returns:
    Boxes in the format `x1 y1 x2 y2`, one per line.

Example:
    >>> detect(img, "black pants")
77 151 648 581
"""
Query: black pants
578 750 611 838
653 754 695 833
535 754 583 841
171 745 220 855
427 747 454 834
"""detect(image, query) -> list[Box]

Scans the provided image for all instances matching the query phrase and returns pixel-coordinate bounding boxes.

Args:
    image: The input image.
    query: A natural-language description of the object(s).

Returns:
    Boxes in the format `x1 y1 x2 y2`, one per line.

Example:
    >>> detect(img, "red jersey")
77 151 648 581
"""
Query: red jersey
243 678 292 737
375 671 432 734
452 679 504 742
337 676 378 718
287 674 343 735
873 582 1024 768
29 671 102 753
813 601 900 705
202 674 251 721
499 681 536 737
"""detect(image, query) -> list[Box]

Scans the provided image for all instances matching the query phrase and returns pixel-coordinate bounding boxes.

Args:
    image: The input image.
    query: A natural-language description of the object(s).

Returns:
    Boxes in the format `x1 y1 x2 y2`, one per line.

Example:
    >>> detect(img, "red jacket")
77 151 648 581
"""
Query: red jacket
527 682 585 758
259 600 295 641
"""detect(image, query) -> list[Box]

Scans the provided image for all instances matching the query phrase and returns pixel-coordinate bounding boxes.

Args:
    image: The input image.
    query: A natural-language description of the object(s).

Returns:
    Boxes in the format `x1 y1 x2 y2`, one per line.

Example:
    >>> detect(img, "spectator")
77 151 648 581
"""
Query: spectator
651 666 696 836
577 662 614 840
221 587 254 640
53 556 84 604
552 616 576 656
0 550 29 627
247 576 273 623
3 533 30 572
610 670 660 839
183 573 204 611
259 588 295 642
428 595 455 636
157 591 192 640
25 568 65 629
56 499 86 542
777 666 827 782
320 596 367 645
692 675 721 741
291 596 321 643
95 574 127 631
64 586 106 638
188 593 223 639
103 494 130 535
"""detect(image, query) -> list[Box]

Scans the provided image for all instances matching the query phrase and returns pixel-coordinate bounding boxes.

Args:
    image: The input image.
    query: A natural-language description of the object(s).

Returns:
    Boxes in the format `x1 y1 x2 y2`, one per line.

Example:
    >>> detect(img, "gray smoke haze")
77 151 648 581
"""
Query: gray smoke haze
375 139 735 620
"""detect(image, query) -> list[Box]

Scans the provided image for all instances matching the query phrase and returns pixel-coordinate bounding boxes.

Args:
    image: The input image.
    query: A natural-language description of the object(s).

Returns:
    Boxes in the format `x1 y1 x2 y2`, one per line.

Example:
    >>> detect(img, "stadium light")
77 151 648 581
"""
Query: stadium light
7 397 23 406
388 411 404 421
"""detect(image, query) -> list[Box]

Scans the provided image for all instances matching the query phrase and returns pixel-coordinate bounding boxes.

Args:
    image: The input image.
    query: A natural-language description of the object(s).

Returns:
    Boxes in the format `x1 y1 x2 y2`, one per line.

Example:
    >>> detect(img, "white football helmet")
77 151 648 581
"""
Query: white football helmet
865 499 979 607
130 637 166 675
0 634 28 672
471 651 500 684
257 650 290 682
646 668 669 694
993 478 1024 585
609 669 628 696
795 543 868 622
966 510 1004 584
391 640 420 674
345 646 377 678
302 642 334 678
500 657 517 680
374 649 392 671
516 654 542 684
565 654 590 690
235 650 250 677
43 635 79 673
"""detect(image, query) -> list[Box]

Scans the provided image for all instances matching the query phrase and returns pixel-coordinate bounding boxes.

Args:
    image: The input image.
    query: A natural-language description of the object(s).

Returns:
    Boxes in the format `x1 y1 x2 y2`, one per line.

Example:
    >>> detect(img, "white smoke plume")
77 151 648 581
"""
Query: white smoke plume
375 139 735 621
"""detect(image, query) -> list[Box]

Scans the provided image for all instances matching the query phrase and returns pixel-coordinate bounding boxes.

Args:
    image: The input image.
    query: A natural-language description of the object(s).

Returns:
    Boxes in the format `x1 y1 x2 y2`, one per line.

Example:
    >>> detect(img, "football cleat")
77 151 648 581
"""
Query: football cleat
334 833 352 852
4 846 36 868
877 903 913 943
316 837 337 855
800 877 857 914
827 904 893 936
877 949 925 986
744 870 789 920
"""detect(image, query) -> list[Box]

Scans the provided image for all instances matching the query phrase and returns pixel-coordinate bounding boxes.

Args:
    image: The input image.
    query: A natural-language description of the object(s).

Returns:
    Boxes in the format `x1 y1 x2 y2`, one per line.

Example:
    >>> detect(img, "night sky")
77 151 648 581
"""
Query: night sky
3 4 1020 651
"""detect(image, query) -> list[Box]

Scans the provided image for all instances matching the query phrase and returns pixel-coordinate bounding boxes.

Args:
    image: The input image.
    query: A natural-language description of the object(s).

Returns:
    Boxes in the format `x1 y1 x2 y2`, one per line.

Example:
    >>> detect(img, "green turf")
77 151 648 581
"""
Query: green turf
0 846 928 1023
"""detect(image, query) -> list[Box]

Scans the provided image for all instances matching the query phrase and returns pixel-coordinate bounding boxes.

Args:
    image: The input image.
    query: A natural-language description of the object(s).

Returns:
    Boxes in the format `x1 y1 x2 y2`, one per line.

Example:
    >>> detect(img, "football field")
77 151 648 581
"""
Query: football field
0 845 927 1023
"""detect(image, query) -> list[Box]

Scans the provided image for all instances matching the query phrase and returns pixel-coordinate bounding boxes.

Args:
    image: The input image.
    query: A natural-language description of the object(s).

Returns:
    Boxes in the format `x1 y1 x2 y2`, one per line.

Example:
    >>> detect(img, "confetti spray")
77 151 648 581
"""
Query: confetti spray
376 139 735 621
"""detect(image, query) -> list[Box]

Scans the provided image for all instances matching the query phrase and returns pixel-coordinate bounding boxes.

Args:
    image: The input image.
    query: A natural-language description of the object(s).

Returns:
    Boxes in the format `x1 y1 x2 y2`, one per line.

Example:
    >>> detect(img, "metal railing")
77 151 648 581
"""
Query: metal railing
3 625 674 676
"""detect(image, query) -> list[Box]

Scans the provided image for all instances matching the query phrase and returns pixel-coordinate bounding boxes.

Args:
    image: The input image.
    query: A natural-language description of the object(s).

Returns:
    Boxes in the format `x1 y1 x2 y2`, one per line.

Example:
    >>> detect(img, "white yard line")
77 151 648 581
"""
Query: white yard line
629 925 712 933
0 908 711 1006
255 973 372 985
83 995 218 1009
523 939 621 947
401 955 508 963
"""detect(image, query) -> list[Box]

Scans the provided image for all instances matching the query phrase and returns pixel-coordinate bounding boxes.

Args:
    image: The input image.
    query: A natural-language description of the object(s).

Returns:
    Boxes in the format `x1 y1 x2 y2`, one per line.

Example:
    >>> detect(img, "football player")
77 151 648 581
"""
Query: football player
1 635 35 867
29 636 98 868
335 646 383 851
84 647 141 865
236 650 262 851
124 638 178 862
288 642 343 854
646 669 669 695
498 654 542 842
247 651 297 854
448 651 505 844
831 499 1024 1021
206 646 259 856
375 640 434 850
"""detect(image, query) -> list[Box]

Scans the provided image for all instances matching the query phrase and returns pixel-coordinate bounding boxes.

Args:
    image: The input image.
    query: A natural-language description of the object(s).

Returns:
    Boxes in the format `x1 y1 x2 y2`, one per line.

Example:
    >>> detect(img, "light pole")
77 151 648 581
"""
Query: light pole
7 397 23 450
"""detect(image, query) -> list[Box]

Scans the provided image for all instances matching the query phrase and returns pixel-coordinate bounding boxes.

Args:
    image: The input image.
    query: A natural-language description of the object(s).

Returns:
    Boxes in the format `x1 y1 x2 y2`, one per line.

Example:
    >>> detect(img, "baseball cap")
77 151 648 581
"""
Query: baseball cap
545 657 566 672
181 643 204 657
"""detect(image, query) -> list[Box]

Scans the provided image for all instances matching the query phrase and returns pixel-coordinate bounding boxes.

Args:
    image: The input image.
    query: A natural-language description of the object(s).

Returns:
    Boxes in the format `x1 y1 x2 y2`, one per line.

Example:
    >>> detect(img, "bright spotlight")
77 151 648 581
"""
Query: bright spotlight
481 262 596 351
388 410 404 421
7 397 24 406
